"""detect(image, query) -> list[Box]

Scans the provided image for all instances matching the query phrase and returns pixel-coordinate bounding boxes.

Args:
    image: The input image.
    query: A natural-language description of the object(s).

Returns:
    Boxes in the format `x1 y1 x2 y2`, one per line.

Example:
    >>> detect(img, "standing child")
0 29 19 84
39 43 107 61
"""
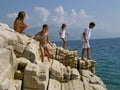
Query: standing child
59 24 69 49
14 11 27 34
31 24 53 62
81 22 96 60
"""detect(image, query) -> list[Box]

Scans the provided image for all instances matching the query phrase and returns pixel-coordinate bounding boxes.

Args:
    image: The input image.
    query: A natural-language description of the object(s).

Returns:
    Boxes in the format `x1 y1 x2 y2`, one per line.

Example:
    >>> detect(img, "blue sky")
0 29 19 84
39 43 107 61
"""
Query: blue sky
0 0 120 39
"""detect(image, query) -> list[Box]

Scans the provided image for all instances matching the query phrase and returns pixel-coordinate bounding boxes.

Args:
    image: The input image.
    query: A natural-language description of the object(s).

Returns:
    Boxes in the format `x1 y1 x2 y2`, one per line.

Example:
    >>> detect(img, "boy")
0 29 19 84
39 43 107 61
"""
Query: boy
81 22 96 60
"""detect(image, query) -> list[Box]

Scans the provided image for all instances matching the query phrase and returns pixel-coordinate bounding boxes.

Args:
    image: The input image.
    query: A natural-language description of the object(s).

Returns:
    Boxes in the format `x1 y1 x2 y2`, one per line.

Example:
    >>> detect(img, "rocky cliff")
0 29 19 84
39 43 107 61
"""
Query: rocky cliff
0 22 107 90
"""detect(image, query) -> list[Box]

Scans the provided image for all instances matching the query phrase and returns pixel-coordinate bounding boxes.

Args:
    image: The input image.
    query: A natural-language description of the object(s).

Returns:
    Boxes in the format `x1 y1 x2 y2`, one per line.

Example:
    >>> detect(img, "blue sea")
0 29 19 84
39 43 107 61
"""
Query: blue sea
53 38 120 90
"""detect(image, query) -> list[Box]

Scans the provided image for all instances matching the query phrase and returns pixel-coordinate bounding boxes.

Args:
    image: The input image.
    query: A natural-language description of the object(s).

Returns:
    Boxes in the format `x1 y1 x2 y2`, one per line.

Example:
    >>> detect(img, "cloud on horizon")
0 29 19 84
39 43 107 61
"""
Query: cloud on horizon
34 7 50 22
7 12 30 20
52 6 92 28
6 6 94 29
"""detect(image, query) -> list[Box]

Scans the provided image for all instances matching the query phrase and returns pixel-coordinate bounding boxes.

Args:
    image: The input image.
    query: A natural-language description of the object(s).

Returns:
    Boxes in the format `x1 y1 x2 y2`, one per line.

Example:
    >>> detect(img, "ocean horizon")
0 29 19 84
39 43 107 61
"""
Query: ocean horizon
53 38 120 90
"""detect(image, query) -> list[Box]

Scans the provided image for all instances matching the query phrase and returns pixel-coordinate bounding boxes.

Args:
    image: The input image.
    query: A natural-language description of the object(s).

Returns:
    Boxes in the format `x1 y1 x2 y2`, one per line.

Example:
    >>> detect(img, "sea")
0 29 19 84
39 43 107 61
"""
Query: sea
53 38 120 90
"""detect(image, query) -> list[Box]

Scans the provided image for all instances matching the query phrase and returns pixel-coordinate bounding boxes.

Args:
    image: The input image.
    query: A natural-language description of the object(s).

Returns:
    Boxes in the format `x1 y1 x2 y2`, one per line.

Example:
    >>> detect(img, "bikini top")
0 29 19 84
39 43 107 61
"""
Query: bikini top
37 35 47 40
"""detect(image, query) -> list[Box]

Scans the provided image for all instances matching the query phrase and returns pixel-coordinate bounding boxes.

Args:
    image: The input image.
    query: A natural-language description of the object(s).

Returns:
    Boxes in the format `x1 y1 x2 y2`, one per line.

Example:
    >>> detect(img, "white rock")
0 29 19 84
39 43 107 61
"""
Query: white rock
90 84 107 90
0 78 10 90
62 80 84 90
83 83 94 90
0 47 16 80
23 62 49 90
8 80 22 90
50 60 66 82
22 41 40 63
48 79 61 90
0 25 18 48
16 33 29 45
71 68 80 80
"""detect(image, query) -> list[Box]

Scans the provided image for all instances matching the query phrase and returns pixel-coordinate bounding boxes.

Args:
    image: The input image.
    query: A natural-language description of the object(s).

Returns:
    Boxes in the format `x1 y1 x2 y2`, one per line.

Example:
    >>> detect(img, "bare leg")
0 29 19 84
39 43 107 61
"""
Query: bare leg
40 46 44 62
62 38 66 49
87 48 91 60
44 47 51 62
81 48 86 60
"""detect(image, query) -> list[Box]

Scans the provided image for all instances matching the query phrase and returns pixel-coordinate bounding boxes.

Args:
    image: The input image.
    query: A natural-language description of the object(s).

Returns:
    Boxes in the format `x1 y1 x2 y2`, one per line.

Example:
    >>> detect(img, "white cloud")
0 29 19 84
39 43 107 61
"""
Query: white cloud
52 6 92 27
34 7 50 22
55 6 65 16
71 9 77 18
7 13 17 20
25 13 30 20
7 12 30 20
53 6 65 24
67 9 77 25
79 9 89 19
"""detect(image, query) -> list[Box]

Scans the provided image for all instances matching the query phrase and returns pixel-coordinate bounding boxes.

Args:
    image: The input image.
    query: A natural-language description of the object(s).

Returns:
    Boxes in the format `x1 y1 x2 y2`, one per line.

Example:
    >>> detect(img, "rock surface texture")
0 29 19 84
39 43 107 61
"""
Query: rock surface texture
0 22 107 90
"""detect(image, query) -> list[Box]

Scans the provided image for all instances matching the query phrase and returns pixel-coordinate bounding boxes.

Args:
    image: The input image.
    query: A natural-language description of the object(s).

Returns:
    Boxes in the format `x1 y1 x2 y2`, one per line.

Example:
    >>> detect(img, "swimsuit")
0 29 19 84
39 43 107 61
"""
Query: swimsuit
59 29 66 39
38 34 48 48
38 35 47 40
40 43 48 48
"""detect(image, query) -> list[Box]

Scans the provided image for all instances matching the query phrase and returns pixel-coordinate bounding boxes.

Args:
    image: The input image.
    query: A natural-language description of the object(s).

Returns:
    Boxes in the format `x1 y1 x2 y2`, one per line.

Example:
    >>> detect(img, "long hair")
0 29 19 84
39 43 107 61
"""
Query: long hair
61 24 66 30
41 24 48 34
16 11 25 20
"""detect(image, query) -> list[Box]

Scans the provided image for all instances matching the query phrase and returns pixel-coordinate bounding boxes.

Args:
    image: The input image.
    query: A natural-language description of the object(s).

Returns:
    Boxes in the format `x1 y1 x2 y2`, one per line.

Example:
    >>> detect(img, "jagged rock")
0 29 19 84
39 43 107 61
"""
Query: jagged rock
48 79 84 90
16 33 29 45
71 68 80 80
78 59 96 73
23 57 51 90
52 47 78 68
9 80 22 90
61 79 84 90
64 66 71 81
14 70 23 80
22 41 40 63
90 84 107 90
0 24 17 48
47 43 57 56
0 47 17 82
82 70 107 90
0 22 107 90
0 78 11 90
50 60 66 82
16 58 31 73
48 79 61 90
13 34 32 57
83 83 94 90
13 43 26 56
0 36 8 48
0 22 13 31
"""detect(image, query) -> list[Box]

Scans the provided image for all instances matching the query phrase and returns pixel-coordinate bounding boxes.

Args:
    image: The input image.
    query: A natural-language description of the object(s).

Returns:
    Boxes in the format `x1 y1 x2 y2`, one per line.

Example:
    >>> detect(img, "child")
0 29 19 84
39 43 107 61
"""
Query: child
31 24 53 62
59 24 69 49
81 22 96 60
14 11 27 34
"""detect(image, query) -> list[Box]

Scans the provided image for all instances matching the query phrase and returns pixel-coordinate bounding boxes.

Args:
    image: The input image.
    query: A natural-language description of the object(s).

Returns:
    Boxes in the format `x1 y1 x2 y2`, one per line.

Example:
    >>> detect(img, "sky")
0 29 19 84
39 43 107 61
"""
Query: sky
0 0 120 40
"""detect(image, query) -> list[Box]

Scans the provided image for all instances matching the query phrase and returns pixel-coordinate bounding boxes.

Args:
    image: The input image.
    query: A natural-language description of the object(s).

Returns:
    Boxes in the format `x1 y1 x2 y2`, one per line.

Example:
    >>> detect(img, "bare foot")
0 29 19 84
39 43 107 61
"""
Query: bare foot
87 58 92 60
41 60 44 62
81 58 86 61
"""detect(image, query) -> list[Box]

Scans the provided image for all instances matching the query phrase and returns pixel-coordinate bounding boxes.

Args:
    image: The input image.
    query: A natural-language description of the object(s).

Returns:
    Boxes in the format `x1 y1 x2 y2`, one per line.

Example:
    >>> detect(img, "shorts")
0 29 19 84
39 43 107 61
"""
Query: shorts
81 41 90 48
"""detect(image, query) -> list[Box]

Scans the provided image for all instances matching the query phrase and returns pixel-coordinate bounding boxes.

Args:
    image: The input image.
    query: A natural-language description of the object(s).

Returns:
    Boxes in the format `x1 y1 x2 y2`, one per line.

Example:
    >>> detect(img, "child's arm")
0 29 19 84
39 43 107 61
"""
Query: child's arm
14 22 20 32
19 21 27 32
83 32 87 43
47 34 53 46
31 32 40 39
65 32 70 36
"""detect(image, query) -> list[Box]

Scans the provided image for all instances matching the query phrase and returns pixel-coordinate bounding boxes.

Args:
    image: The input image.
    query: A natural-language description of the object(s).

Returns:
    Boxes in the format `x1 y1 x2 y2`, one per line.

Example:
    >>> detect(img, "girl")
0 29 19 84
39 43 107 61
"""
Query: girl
31 24 52 62
14 11 27 34
59 24 69 49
